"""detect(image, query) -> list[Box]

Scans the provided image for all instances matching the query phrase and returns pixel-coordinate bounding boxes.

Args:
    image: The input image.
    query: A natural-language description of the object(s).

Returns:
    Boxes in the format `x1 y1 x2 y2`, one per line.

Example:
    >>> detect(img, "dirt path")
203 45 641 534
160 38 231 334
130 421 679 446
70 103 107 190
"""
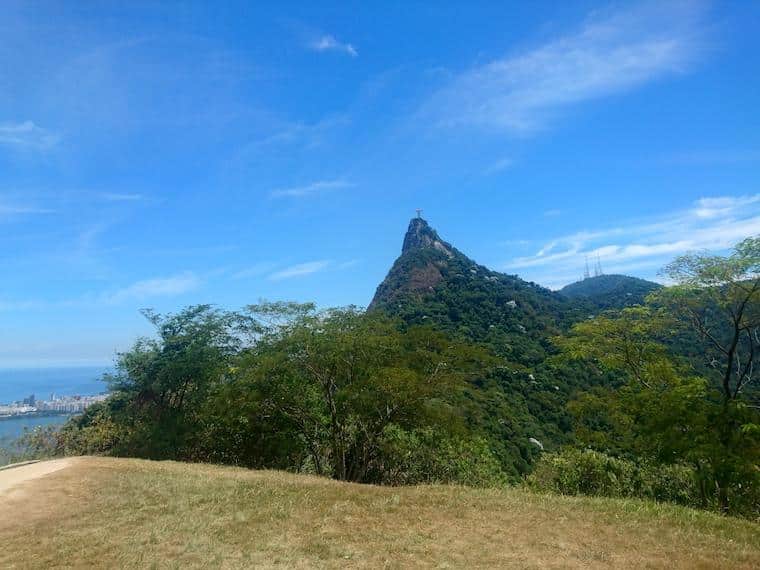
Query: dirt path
0 459 72 495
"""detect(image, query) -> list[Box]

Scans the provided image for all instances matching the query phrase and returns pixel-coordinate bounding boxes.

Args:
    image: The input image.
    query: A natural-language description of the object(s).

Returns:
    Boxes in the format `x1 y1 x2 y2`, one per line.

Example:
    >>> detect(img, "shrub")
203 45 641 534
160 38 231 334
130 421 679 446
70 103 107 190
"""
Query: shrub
376 425 508 487
527 449 700 508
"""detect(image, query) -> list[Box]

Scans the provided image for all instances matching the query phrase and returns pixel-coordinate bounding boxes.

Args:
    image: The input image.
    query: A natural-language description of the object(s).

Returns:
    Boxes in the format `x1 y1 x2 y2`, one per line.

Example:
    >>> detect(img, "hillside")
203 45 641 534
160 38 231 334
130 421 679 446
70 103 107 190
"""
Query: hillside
1 457 758 569
368 218 614 472
370 217 582 366
560 274 661 310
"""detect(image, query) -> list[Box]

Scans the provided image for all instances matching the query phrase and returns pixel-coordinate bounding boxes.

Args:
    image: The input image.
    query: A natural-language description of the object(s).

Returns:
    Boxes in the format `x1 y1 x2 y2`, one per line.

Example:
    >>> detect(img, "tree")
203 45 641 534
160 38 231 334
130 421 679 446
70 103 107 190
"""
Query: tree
653 237 760 512
659 237 760 403
106 305 256 459
557 306 759 516
215 304 496 483
556 240 760 516
556 308 711 463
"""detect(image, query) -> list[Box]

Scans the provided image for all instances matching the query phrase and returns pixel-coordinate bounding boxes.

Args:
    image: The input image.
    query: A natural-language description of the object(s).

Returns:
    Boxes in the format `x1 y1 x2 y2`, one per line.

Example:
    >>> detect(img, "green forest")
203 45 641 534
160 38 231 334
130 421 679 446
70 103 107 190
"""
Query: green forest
17 225 760 520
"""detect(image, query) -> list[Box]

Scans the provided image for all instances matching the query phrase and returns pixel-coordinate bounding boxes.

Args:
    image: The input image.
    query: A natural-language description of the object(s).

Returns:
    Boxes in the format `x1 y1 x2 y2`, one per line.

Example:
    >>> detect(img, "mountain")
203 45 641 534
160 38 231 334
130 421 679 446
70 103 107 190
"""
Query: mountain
369 218 671 475
370 217 581 365
560 274 661 310
369 218 600 474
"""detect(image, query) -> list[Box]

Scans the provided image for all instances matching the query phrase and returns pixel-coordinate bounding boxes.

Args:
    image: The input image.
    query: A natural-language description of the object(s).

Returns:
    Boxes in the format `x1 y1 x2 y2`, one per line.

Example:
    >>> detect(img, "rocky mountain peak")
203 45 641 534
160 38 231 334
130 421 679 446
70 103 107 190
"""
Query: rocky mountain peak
401 217 454 257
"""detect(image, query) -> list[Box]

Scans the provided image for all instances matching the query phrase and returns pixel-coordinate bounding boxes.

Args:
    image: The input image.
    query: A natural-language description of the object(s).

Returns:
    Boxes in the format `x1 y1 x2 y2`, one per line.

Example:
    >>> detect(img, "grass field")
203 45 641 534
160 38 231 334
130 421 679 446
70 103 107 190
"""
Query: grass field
1 457 758 569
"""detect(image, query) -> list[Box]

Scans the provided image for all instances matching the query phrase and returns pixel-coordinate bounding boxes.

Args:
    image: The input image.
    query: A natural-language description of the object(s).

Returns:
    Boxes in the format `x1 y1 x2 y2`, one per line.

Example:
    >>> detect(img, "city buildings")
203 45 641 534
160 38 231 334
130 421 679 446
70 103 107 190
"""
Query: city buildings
0 393 108 417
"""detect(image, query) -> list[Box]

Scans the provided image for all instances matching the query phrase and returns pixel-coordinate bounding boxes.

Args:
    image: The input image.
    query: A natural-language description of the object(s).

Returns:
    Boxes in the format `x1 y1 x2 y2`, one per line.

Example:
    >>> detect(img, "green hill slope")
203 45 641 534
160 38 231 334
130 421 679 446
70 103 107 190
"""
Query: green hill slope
370 217 582 366
1 457 758 569
368 218 610 473
560 274 661 310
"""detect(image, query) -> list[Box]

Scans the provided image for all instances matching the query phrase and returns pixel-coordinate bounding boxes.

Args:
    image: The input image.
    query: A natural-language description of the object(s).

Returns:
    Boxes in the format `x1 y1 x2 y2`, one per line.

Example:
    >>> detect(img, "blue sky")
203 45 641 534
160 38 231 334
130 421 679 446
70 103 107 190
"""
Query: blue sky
1 0 759 367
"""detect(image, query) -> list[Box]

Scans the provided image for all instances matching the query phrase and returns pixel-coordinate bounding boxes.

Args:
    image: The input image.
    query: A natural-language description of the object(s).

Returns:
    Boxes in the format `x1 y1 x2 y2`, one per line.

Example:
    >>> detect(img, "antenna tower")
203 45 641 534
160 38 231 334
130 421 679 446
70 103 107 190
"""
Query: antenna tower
594 254 603 277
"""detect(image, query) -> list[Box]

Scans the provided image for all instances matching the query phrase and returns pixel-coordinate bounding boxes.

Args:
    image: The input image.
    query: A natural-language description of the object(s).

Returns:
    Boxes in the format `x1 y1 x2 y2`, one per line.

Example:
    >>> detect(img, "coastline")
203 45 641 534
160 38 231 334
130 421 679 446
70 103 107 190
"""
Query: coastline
0 411 74 421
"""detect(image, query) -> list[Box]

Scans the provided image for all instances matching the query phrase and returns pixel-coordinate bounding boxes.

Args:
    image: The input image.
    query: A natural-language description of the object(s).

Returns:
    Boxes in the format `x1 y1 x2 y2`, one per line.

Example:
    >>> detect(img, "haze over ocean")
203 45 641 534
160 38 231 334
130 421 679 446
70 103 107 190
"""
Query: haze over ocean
0 366 109 404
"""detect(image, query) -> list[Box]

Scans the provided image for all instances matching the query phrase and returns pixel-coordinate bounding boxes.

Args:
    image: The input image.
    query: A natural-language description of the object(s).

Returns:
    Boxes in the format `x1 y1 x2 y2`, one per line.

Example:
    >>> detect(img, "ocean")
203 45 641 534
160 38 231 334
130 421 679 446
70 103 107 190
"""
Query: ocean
0 366 109 404
0 414 72 444
0 366 110 452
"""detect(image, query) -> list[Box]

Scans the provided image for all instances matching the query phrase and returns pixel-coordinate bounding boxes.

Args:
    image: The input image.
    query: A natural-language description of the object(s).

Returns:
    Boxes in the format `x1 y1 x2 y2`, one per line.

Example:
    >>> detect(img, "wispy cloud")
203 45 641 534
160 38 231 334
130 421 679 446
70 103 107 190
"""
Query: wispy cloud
232 262 276 280
269 261 330 280
251 115 351 150
336 259 360 270
483 157 514 175
421 1 706 134
503 194 760 289
0 272 200 312
0 121 59 150
103 272 200 303
61 223 110 274
0 299 45 312
693 195 760 219
0 201 54 218
270 179 353 198
100 192 145 202
309 35 358 57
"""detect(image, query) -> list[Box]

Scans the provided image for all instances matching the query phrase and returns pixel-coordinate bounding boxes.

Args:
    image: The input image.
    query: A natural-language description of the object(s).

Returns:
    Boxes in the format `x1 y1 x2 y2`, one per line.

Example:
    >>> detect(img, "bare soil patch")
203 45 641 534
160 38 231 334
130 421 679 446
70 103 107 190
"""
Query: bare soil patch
0 458 72 497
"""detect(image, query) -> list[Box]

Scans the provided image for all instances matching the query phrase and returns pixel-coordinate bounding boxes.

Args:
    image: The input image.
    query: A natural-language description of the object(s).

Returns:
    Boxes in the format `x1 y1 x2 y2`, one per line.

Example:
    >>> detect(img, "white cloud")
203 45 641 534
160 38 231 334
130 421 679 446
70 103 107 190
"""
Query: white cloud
103 272 200 303
421 1 705 134
692 195 760 219
270 179 353 198
503 194 760 288
309 35 358 57
0 121 59 150
269 261 330 280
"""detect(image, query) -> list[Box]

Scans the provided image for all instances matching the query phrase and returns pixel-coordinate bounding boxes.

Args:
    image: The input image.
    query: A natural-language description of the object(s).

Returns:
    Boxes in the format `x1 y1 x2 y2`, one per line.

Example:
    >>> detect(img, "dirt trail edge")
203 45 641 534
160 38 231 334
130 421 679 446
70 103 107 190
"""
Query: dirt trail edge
0 459 72 495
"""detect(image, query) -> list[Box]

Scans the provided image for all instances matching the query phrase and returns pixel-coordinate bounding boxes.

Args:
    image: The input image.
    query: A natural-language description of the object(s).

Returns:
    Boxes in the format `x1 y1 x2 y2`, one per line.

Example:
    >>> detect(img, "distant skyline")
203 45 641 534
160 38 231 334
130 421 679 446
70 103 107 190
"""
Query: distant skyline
1 1 759 367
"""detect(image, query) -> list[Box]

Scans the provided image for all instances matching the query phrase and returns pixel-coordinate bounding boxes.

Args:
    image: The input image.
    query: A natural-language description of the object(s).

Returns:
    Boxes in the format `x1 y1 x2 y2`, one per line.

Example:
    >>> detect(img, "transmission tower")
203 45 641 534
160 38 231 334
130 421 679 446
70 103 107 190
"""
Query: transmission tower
594 254 603 277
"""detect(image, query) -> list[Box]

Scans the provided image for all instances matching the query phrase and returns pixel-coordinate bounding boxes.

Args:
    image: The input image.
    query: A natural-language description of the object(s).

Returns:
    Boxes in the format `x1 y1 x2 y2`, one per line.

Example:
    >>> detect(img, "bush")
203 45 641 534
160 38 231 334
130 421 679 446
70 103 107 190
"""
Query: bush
527 449 700 507
56 404 125 456
7 404 125 463
376 425 508 487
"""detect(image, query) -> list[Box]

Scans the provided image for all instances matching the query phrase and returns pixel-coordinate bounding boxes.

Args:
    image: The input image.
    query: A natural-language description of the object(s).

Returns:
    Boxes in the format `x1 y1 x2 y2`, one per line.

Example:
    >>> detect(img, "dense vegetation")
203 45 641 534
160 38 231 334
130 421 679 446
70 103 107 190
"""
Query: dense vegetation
546 239 760 518
32 304 509 486
19 220 760 519
560 274 661 310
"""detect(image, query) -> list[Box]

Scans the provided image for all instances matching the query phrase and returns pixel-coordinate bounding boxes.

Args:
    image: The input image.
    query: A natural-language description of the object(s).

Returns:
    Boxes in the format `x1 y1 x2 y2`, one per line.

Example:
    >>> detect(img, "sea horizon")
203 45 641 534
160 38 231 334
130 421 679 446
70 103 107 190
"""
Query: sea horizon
0 366 111 405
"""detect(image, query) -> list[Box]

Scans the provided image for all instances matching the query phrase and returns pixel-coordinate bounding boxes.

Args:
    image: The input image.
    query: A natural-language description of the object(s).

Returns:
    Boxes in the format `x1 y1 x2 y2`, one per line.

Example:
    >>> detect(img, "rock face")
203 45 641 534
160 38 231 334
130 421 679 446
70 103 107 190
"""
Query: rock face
370 218 460 309
401 218 454 257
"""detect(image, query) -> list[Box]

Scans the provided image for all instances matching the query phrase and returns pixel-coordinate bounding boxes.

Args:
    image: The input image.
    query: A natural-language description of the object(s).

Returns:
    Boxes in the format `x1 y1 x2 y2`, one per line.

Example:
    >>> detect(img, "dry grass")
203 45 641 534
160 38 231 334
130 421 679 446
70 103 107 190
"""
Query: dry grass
0 457 758 569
